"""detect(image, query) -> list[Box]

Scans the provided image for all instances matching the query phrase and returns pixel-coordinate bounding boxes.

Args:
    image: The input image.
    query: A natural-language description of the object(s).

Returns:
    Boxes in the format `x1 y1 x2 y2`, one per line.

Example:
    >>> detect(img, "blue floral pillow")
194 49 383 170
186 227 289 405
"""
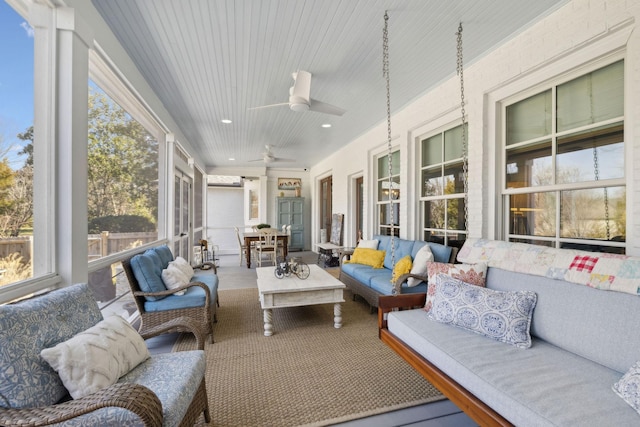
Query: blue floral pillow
428 274 537 349
613 361 640 415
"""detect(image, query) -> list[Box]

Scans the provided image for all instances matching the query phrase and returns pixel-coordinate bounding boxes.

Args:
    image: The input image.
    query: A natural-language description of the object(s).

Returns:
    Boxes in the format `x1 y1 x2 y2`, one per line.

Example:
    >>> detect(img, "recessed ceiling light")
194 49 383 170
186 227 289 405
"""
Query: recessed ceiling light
228 157 235 161
221 119 232 124
321 123 331 128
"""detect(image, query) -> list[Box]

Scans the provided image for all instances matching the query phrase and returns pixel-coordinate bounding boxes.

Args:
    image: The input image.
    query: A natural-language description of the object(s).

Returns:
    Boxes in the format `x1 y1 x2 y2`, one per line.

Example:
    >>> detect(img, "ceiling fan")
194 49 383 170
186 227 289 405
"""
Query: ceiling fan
249 145 295 164
249 70 346 116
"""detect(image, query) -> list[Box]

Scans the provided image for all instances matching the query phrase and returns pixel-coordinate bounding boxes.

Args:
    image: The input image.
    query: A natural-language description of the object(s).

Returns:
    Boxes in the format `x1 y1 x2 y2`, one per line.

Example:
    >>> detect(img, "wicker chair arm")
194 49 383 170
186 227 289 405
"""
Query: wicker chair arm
133 280 212 300
393 273 428 294
140 316 206 350
0 382 162 427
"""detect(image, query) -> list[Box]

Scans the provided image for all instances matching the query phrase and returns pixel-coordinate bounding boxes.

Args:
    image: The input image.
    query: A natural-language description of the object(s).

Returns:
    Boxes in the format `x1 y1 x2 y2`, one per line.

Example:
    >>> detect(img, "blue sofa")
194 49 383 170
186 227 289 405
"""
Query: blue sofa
123 245 219 343
379 239 640 426
339 235 456 309
0 283 210 426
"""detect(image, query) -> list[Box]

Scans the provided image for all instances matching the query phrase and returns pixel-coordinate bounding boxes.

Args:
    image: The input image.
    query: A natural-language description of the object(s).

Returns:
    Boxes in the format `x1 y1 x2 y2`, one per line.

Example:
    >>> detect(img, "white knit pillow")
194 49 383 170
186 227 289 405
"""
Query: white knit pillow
40 315 150 399
406 245 434 287
172 256 194 279
357 239 379 249
161 263 189 295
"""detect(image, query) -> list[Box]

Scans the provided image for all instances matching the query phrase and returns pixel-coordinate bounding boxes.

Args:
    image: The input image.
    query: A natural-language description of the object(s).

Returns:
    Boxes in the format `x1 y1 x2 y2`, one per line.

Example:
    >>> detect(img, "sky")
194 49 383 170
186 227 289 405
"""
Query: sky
0 1 34 169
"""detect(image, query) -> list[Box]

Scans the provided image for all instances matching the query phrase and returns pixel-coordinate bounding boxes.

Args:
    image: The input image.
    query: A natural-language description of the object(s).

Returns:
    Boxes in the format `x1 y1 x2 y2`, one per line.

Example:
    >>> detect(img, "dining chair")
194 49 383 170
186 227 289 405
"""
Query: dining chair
256 228 278 266
234 226 248 266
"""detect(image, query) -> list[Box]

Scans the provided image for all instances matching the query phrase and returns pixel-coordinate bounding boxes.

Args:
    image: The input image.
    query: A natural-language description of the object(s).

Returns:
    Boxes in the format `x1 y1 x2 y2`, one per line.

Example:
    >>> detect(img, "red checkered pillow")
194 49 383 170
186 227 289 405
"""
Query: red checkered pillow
424 261 488 312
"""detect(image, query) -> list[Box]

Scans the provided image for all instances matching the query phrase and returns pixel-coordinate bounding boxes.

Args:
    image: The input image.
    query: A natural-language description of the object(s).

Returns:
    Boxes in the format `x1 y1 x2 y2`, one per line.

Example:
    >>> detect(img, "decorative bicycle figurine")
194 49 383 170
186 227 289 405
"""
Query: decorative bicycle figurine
274 256 310 280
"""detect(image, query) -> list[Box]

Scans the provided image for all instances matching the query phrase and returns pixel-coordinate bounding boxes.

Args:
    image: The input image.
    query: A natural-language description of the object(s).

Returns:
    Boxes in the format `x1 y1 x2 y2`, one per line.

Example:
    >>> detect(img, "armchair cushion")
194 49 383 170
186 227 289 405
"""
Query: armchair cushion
0 284 103 409
154 245 174 267
144 273 219 312
40 315 150 399
130 251 168 301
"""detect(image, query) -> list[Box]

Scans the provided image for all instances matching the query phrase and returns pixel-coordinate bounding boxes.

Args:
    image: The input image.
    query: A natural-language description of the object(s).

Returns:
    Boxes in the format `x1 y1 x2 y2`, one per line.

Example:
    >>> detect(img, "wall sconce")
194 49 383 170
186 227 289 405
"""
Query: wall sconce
188 157 195 168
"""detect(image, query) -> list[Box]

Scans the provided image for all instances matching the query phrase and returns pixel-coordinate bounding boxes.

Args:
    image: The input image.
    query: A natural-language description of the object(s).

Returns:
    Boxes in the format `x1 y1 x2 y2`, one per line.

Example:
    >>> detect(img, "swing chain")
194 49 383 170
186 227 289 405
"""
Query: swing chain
592 147 611 240
456 22 469 235
383 11 396 291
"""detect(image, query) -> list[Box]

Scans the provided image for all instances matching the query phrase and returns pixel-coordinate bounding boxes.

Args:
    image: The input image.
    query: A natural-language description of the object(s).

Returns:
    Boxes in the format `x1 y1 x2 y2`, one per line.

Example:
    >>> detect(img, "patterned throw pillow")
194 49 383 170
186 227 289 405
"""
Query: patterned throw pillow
41 315 150 400
424 261 488 311
613 361 640 415
428 274 537 349
349 248 386 268
391 255 413 284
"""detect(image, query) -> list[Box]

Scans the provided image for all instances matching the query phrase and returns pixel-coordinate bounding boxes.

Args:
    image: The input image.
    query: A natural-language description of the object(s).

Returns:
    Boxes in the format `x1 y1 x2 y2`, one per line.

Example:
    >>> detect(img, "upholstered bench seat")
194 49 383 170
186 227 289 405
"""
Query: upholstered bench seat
144 273 218 312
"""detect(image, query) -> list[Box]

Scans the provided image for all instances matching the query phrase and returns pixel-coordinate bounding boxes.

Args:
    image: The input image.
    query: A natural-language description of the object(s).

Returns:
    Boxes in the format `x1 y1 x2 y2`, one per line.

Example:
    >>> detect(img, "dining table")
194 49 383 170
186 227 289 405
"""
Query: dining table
242 231 289 268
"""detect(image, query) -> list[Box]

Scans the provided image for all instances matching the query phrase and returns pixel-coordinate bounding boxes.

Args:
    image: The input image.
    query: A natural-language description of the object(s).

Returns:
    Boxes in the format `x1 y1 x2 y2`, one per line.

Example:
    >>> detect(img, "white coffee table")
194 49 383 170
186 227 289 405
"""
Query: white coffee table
256 264 346 336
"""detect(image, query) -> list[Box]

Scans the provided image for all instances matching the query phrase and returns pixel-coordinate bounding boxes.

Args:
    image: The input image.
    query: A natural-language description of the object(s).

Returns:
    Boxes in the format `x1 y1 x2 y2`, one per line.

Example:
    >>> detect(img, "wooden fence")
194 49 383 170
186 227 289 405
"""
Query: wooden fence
0 232 158 262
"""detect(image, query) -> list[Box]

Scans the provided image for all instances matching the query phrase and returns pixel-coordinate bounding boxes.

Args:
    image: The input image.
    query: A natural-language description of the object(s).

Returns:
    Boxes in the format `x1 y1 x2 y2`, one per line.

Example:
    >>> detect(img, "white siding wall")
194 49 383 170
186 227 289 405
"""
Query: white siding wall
310 0 640 254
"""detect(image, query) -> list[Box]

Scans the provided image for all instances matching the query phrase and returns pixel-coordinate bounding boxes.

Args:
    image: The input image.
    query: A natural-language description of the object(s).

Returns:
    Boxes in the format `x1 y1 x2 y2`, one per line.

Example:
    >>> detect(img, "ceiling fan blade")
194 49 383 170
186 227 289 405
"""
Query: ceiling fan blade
247 102 289 111
291 70 311 103
273 157 295 162
309 98 346 116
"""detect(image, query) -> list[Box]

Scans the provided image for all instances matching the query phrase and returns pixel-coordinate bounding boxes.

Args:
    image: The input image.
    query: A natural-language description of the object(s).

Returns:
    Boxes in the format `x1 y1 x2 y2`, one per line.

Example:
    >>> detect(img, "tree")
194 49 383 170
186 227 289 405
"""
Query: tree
87 88 158 227
0 126 34 236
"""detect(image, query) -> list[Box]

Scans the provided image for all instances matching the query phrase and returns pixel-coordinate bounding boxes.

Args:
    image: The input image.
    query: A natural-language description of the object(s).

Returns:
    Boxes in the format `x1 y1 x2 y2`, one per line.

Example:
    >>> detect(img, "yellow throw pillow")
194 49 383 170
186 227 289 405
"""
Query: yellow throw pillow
391 255 413 284
350 248 386 268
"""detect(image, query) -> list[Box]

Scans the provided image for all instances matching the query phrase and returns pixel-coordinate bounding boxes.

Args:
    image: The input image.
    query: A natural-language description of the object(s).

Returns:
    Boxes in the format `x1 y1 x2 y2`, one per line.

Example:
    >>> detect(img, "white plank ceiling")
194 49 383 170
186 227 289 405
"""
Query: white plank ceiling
91 0 568 170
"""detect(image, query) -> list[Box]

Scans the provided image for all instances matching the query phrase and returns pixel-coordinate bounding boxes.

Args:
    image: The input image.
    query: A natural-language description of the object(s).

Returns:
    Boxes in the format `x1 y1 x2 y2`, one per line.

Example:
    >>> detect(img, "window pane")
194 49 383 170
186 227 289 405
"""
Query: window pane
506 90 552 145
379 203 400 227
560 186 625 240
378 155 388 179
425 230 445 244
557 61 624 132
556 125 624 184
444 162 464 195
391 150 400 176
424 200 445 230
378 177 400 202
0 4 35 288
444 124 464 162
506 140 552 188
87 84 159 258
446 198 466 231
421 134 442 167
174 176 180 236
509 192 556 237
422 167 442 197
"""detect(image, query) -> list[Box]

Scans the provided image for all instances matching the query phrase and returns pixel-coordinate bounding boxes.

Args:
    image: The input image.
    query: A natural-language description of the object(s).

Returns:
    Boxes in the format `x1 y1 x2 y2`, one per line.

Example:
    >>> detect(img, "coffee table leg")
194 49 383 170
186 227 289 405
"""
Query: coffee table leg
263 308 273 336
334 303 342 329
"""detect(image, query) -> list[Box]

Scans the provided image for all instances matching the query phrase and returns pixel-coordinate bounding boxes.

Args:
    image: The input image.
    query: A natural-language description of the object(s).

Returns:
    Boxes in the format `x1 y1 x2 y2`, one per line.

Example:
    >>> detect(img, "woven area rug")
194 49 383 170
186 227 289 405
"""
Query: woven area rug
175 287 444 426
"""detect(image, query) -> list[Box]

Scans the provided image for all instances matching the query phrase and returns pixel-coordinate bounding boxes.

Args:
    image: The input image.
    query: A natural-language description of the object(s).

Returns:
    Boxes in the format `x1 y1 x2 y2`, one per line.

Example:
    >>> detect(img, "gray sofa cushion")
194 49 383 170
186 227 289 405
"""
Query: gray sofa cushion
486 268 640 373
388 308 640 426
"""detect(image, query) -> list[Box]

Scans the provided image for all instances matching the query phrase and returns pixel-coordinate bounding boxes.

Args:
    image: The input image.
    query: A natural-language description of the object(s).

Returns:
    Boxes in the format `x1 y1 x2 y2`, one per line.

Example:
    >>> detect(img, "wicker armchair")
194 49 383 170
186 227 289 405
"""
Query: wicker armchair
0 284 210 427
122 246 219 344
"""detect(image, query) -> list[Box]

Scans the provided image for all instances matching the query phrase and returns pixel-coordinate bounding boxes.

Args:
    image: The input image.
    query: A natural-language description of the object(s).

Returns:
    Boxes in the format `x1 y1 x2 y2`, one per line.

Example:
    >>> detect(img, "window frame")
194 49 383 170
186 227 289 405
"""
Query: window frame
376 148 400 237
500 57 626 252
418 123 468 247
87 48 169 272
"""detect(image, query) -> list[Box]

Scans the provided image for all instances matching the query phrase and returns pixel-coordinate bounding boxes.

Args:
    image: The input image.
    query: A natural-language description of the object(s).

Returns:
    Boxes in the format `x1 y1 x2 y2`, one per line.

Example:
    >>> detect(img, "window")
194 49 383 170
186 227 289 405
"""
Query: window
503 60 625 253
377 150 400 236
419 124 467 247
87 55 164 307
0 3 37 293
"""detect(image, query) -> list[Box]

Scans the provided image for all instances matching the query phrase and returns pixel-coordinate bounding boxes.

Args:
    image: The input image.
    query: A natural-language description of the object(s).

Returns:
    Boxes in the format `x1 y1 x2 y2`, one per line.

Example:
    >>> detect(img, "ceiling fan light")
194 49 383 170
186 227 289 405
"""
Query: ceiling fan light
290 102 309 112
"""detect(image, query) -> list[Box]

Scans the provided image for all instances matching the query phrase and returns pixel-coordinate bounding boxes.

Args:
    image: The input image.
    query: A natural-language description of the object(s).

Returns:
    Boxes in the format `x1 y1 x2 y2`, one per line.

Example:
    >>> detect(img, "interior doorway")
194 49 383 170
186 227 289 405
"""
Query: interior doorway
355 176 364 243
320 176 332 242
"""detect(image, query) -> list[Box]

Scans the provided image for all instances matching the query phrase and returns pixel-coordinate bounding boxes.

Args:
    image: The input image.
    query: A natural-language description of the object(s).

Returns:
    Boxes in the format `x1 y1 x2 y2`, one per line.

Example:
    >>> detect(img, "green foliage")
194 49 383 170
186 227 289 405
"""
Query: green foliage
87 88 158 224
256 223 271 229
88 215 156 234
0 159 15 216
